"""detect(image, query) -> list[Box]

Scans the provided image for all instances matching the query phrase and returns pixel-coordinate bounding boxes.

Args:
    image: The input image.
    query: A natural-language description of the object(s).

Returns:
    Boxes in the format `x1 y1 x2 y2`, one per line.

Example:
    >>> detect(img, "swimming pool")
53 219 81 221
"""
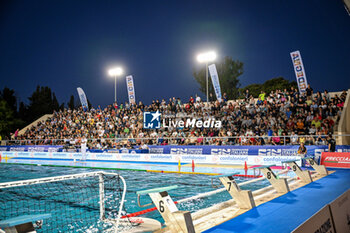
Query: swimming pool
0 161 289 232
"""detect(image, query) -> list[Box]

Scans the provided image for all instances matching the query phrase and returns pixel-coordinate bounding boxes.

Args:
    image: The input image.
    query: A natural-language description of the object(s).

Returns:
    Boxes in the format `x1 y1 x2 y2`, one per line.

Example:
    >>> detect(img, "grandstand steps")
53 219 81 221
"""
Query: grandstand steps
13 114 53 139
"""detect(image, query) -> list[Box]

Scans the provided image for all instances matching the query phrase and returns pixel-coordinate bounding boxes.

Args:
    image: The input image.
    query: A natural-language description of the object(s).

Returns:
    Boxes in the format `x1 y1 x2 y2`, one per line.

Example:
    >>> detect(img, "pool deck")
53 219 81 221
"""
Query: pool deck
204 168 350 233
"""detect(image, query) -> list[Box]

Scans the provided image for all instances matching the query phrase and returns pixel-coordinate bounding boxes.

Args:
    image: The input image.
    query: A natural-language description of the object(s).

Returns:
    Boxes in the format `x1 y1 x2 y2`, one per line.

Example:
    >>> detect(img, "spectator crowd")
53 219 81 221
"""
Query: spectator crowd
9 87 348 150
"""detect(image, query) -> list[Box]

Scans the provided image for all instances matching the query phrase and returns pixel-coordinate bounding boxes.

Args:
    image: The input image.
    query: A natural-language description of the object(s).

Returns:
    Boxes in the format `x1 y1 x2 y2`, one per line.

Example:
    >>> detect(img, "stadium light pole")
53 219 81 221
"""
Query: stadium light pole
196 51 216 103
108 67 124 103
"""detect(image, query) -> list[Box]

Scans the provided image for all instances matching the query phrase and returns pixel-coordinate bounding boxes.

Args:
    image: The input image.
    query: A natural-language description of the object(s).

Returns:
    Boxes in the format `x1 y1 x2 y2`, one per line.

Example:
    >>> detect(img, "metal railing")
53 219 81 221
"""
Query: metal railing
1 134 349 149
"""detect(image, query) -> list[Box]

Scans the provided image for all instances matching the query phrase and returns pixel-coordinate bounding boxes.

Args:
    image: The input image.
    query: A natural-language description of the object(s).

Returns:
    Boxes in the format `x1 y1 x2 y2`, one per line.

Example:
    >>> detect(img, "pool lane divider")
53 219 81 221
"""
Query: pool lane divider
146 170 222 176
1 162 221 175
1 162 262 178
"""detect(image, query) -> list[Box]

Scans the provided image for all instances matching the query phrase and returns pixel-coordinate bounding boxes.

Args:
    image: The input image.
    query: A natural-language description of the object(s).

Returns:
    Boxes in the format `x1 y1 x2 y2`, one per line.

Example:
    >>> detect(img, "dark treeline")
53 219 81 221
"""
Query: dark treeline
0 86 78 139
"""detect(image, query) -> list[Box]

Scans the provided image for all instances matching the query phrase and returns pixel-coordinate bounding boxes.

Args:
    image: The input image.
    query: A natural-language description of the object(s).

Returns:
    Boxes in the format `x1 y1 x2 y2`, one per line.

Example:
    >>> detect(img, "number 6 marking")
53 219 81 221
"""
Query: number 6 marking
159 200 164 213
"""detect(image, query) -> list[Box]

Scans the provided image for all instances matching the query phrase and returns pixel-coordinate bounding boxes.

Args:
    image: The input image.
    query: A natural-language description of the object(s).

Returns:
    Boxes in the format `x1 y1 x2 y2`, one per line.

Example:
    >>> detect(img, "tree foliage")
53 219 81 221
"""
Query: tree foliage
27 86 61 122
240 77 298 98
0 86 66 138
193 56 243 100
68 95 75 110
0 87 17 115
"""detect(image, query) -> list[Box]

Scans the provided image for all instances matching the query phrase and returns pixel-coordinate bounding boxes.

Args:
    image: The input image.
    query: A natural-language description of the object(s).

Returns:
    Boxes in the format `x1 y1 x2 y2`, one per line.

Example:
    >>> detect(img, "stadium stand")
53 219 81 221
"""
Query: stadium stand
6 88 349 149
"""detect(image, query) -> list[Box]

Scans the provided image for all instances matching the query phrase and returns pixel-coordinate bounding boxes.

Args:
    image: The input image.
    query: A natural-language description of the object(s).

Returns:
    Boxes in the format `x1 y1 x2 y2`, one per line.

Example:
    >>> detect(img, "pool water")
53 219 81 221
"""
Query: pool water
0 161 283 232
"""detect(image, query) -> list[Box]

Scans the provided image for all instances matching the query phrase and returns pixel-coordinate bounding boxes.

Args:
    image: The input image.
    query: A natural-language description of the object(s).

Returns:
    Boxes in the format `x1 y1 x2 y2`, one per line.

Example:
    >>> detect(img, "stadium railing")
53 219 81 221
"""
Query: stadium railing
1 134 349 148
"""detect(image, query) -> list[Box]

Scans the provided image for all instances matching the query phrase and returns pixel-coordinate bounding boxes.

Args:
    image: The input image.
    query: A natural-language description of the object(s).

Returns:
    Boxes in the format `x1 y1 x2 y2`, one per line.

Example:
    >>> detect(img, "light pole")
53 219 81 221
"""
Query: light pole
196 51 216 103
108 67 123 103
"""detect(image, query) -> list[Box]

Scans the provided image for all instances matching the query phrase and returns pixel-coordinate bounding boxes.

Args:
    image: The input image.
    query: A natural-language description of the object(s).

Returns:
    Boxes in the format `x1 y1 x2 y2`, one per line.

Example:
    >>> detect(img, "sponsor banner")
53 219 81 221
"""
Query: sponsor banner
321 152 350 168
1 152 17 157
213 155 301 166
329 189 350 232
4 151 300 166
149 145 350 156
290 50 308 94
170 148 204 155
208 64 222 102
77 87 89 111
292 205 334 233
0 146 63 152
329 189 350 233
126 75 136 104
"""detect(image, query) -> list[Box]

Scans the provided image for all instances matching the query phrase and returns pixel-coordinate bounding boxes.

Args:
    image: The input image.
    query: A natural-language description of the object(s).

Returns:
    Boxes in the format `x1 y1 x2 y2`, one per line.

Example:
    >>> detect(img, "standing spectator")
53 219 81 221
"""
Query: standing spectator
258 91 266 101
209 93 214 102
323 90 330 102
81 137 87 161
305 84 313 100
13 129 19 139
245 89 250 100
327 134 336 152
223 93 228 102
195 94 201 103
290 131 298 145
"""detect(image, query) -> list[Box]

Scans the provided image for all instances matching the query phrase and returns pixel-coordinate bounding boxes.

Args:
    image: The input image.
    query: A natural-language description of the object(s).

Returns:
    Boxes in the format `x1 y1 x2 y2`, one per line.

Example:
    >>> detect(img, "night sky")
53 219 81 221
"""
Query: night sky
1 0 349 107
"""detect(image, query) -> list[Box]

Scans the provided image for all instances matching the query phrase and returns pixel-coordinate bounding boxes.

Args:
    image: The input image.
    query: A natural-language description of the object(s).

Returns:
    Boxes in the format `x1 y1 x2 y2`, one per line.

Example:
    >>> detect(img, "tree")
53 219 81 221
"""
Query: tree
68 95 75 110
52 93 60 111
240 77 298 98
0 87 17 114
0 100 23 138
193 56 243 100
27 86 61 122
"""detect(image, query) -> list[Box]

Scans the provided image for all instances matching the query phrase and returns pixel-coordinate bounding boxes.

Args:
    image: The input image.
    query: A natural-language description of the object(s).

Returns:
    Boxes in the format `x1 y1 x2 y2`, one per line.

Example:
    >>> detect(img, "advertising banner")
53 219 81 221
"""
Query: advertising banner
329 189 350 233
126 75 136 104
290 50 308 94
208 64 222 102
77 87 89 111
320 152 350 168
3 151 301 166
0 146 63 152
292 205 334 233
149 145 350 157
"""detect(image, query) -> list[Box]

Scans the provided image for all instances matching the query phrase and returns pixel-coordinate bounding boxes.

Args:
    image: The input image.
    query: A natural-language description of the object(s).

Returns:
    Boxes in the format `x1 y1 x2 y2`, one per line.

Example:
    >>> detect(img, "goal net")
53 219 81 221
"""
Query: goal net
0 172 127 232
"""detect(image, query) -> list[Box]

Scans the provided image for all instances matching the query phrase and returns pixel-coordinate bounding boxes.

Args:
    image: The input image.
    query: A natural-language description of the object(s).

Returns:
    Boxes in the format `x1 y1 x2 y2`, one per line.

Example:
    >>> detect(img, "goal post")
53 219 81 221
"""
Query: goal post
0 171 127 232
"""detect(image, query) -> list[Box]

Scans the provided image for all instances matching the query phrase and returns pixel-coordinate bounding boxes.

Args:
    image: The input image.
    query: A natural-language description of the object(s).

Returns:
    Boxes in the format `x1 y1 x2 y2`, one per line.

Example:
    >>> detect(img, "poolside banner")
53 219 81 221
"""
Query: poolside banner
290 50 308 94
329 190 350 233
126 75 136 104
320 152 350 168
77 87 89 111
208 64 222 102
149 145 350 156
292 205 335 233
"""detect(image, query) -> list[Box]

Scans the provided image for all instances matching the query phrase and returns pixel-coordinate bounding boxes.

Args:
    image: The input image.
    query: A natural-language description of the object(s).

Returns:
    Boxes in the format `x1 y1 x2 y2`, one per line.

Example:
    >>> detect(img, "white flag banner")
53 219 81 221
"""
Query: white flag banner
290 50 308 94
208 64 222 102
126 75 136 104
76 87 89 111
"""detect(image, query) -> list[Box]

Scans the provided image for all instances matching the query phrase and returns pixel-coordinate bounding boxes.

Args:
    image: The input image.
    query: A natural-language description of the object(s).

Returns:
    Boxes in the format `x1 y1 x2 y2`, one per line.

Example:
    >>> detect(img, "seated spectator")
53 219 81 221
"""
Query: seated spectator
297 142 307 157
